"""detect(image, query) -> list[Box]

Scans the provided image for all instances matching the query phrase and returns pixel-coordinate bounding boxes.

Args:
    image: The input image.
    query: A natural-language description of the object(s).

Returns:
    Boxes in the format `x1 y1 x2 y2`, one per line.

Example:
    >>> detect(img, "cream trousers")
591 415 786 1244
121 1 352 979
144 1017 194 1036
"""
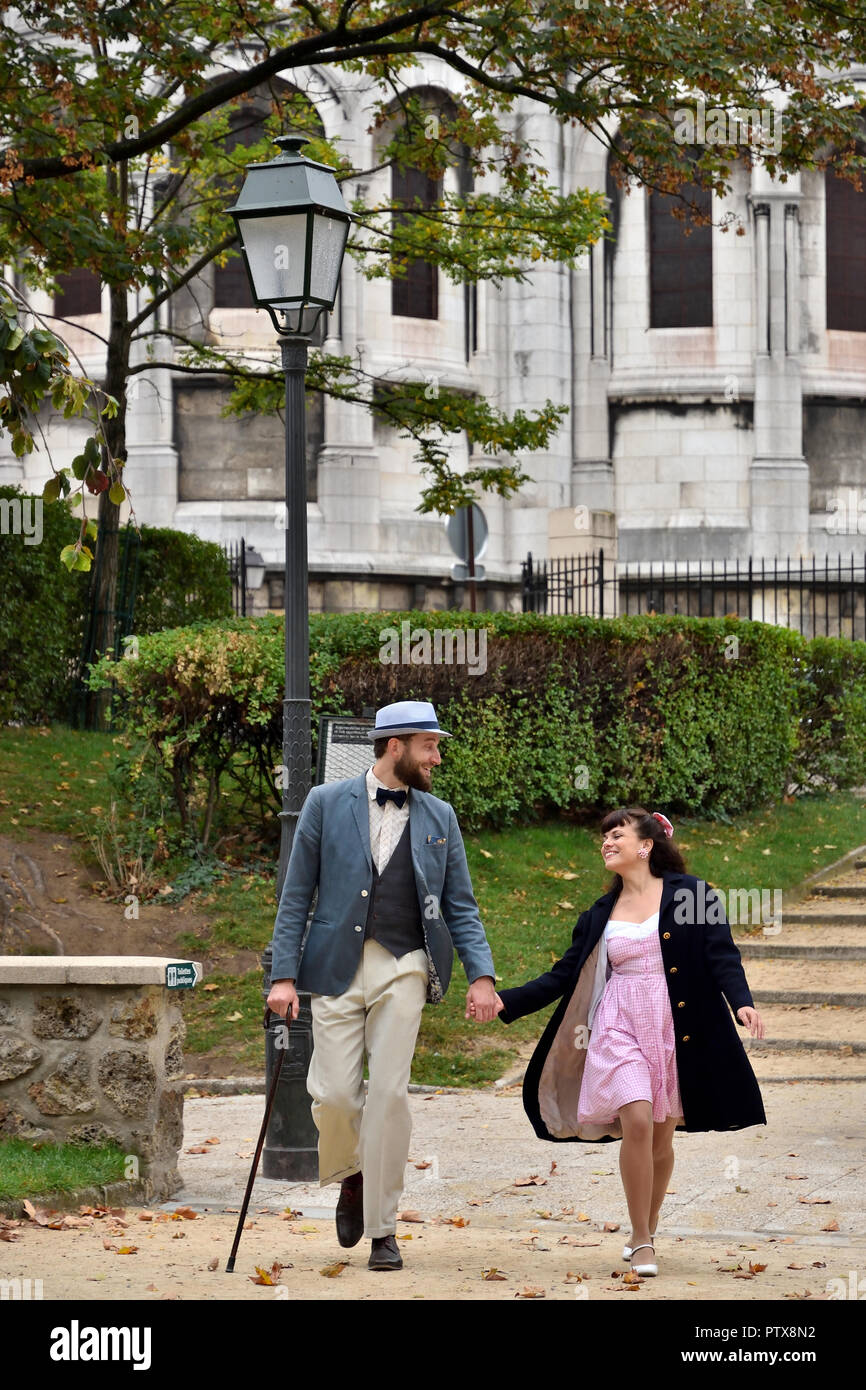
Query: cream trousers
306 938 428 1239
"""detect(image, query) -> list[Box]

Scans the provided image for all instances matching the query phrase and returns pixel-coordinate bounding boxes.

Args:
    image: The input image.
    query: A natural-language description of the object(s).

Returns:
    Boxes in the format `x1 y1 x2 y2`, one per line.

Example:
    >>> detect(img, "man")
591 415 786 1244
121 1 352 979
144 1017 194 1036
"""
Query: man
267 699 498 1271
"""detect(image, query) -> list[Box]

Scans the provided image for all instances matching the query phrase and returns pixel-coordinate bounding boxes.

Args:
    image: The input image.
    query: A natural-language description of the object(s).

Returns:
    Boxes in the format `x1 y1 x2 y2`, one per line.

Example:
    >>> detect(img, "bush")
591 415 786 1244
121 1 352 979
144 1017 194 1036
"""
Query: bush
88 610 844 837
132 525 232 634
0 486 232 722
0 485 88 722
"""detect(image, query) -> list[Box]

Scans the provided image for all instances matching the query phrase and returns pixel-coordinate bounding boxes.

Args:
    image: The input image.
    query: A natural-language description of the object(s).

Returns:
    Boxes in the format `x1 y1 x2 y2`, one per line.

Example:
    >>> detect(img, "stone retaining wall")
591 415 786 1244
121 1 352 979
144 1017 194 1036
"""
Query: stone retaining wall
0 957 202 1203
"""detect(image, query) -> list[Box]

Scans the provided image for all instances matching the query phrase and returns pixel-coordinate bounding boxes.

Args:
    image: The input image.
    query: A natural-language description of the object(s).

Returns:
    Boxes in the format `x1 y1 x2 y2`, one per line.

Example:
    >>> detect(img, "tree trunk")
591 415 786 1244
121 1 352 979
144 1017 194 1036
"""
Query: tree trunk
84 164 130 728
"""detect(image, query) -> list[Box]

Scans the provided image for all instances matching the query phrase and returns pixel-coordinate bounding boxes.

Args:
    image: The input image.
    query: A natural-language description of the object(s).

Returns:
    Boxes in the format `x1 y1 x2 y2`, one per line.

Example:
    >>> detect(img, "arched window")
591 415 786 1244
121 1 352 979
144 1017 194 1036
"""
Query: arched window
54 268 102 318
648 177 713 328
387 88 471 323
826 162 866 332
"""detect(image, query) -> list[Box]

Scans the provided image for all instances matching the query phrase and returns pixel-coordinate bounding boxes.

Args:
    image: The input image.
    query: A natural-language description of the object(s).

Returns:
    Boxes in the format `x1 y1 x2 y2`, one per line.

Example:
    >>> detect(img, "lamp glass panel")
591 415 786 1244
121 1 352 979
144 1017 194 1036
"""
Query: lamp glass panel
308 213 348 301
237 212 308 303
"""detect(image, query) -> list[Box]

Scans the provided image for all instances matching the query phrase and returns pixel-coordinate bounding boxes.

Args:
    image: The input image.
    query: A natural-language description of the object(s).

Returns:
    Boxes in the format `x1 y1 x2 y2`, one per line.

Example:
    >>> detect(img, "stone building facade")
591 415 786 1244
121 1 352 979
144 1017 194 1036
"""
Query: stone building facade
3 58 865 615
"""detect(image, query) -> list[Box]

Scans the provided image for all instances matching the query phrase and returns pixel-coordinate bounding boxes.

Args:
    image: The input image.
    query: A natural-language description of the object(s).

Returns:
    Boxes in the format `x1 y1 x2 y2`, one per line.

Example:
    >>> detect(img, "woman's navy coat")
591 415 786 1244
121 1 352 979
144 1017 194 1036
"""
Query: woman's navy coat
497 871 766 1142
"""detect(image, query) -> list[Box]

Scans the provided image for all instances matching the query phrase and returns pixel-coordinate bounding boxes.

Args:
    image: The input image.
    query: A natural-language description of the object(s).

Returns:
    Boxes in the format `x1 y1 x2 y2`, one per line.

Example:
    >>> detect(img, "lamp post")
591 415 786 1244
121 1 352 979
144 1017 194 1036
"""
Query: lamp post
228 133 352 1179
228 132 351 891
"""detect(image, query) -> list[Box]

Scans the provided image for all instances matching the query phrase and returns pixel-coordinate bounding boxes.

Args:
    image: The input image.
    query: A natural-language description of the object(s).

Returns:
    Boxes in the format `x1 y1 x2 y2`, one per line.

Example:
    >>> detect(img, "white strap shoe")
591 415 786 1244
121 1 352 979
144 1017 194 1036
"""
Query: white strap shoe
629 1241 657 1277
622 1231 656 1259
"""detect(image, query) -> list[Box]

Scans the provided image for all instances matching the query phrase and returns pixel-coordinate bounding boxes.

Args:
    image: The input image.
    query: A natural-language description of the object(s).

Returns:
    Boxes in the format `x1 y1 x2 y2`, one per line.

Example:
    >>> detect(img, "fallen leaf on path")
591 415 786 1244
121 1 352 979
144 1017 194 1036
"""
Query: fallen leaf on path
250 1262 283 1285
785 1174 807 1180
798 1195 831 1204
117 1245 138 1255
172 1207 198 1219
204 1136 220 1145
549 1161 558 1175
397 1210 424 1223
442 1216 469 1227
280 1209 302 1220
414 1160 431 1169
320 1261 347 1278
516 1286 545 1298
603 1222 620 1232
138 1213 153 1222
576 1211 590 1222
208 1257 219 1270
749 1262 767 1273
821 1219 839 1232
203 983 219 991
482 1268 507 1280
513 1175 546 1187
185 1146 210 1154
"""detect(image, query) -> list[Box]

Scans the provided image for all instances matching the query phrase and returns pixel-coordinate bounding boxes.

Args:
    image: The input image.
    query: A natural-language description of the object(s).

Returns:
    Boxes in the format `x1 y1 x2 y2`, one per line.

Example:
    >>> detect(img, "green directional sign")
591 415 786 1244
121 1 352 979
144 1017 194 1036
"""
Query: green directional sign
165 962 199 989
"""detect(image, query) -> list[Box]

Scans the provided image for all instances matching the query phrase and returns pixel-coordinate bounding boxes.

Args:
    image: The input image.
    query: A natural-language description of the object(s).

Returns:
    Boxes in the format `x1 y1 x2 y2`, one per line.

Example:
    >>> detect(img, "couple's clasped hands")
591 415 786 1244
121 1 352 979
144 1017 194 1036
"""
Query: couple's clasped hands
465 976 505 1023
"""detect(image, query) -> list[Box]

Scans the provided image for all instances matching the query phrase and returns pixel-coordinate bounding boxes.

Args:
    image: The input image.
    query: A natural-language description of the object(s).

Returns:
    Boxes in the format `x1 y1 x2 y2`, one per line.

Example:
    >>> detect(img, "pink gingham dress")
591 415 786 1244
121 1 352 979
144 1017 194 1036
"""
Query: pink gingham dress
577 912 684 1124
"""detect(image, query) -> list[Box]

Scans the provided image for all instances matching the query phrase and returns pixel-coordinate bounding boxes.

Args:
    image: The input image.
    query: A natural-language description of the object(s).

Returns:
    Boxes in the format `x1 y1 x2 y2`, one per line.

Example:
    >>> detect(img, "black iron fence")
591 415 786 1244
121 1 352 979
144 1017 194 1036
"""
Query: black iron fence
522 550 866 640
223 538 250 617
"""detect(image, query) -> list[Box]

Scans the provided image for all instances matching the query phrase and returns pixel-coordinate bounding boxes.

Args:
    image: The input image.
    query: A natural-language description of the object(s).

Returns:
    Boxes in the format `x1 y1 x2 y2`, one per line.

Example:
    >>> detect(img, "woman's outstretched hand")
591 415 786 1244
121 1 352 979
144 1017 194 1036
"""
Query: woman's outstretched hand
736 1006 765 1038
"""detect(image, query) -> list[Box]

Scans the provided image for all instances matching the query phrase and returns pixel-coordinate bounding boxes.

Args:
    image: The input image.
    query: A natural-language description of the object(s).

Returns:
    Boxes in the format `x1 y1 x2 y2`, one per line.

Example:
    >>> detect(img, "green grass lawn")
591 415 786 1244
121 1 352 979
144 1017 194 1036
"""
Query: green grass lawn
0 1138 128 1202
3 725 866 1086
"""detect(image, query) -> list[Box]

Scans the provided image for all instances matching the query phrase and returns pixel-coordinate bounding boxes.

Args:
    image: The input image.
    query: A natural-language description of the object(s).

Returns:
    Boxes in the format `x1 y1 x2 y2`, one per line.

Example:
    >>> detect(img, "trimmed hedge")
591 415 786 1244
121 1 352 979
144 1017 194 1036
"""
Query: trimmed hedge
0 487 232 722
88 610 866 837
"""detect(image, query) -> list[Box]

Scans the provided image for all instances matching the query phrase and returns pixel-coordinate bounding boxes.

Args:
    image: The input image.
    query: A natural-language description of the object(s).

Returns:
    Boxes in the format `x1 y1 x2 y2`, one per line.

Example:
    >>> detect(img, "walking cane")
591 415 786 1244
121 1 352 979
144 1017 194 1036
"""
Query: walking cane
225 1006 289 1273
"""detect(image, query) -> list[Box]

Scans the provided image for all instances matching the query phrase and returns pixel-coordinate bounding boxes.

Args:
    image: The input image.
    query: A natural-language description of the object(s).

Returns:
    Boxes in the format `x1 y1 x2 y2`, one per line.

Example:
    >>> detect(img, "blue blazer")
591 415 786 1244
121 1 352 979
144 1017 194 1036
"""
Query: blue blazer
270 772 496 1000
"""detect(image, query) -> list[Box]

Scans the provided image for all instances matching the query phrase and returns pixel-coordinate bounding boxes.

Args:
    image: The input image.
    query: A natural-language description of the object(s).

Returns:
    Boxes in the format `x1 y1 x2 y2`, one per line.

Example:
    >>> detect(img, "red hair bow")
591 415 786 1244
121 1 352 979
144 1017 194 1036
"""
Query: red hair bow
652 812 673 838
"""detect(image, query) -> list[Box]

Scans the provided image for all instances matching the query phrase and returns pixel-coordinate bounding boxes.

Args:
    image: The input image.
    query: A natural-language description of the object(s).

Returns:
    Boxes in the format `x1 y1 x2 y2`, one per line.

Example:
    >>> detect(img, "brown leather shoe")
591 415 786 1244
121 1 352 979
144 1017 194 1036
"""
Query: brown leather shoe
368 1234 403 1270
335 1172 364 1248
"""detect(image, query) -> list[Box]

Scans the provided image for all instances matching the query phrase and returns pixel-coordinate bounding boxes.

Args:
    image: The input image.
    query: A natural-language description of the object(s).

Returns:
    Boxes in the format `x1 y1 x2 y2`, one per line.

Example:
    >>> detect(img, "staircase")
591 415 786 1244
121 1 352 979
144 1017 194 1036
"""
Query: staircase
738 851 866 1081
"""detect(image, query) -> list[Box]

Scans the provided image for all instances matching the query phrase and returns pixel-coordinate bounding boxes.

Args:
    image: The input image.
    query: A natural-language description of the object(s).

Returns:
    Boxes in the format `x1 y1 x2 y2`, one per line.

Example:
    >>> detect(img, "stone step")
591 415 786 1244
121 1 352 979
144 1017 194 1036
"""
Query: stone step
738 1001 866 1052
739 942 866 960
813 883 866 899
736 924 866 952
744 959 866 993
753 990 866 1007
769 901 866 926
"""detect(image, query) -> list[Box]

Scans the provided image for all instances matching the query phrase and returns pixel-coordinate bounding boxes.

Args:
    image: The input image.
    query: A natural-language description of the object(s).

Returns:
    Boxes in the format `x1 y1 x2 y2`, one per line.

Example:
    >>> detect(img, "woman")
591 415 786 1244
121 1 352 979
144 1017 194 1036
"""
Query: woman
490 807 766 1276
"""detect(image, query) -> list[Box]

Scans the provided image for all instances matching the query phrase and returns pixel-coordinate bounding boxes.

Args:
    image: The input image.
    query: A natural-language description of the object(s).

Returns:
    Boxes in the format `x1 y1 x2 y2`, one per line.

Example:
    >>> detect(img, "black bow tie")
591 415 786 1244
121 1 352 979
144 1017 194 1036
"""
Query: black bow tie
376 787 407 809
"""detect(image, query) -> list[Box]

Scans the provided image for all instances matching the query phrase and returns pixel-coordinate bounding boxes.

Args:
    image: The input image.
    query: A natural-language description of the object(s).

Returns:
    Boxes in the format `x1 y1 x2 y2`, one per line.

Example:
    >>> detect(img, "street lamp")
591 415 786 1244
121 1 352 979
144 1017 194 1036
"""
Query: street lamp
227 132 352 1180
227 132 351 891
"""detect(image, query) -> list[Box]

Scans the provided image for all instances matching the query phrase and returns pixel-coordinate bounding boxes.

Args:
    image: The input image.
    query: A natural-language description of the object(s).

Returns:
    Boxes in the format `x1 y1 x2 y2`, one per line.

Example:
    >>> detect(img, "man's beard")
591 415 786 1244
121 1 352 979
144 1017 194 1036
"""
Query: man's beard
393 748 433 791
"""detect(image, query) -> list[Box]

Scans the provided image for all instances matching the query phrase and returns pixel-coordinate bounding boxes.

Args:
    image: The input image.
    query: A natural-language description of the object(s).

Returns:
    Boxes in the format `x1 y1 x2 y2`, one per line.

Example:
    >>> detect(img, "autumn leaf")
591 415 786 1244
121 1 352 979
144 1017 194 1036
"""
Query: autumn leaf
516 1286 545 1298
398 1210 424 1223
603 1222 620 1232
576 1211 590 1222
208 1257 219 1271
749 1262 767 1273
482 1268 507 1280
798 1195 831 1204
414 1161 431 1170
320 1261 347 1278
138 1213 153 1222
513 1175 546 1187
443 1216 469 1227
185 1146 210 1154
250 1263 282 1286
117 1245 138 1255
172 1207 198 1219
821 1219 839 1232
549 1161 558 1176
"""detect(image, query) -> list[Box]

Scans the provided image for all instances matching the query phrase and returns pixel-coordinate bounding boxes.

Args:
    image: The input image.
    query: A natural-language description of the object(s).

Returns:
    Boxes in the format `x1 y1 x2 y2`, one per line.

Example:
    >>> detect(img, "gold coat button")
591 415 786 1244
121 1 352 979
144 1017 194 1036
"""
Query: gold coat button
677 1000 685 1008
669 966 678 974
682 1034 690 1042
663 932 671 940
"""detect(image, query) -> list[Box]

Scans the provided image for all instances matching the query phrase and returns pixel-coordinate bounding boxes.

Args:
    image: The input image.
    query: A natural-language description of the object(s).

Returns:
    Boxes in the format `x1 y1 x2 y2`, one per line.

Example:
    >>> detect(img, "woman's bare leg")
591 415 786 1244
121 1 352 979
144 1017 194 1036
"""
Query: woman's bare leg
618 1099 654 1267
649 1115 678 1236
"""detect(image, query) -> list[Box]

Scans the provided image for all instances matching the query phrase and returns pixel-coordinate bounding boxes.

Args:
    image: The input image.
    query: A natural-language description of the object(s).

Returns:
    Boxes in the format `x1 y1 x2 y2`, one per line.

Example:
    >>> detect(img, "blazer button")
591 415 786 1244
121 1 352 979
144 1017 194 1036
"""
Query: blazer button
361 889 369 897
677 1000 685 1008
662 932 671 940
682 1034 690 1042
354 925 362 932
669 966 678 974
